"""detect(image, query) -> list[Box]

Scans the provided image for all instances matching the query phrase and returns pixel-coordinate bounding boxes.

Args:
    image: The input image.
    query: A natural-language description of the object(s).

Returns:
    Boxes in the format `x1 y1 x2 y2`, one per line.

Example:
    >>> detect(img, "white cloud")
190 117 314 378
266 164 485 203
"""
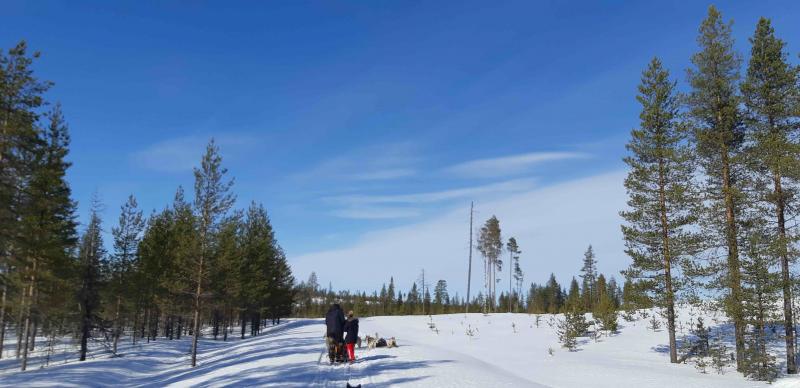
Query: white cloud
444 151 587 178
326 178 536 206
330 206 422 220
325 178 536 220
291 142 420 182
350 168 416 181
289 170 628 296
131 134 259 173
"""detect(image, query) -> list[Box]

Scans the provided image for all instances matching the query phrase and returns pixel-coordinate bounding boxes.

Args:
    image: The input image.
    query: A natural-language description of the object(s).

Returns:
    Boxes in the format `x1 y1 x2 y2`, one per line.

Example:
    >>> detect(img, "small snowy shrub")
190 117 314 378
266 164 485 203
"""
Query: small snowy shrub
649 315 661 331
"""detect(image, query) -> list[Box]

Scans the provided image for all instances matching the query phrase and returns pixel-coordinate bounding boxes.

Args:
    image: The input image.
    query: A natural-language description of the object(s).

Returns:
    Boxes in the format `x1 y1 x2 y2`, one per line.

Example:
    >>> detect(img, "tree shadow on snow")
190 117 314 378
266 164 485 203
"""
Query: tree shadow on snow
0 319 327 387
201 354 449 387
648 320 790 372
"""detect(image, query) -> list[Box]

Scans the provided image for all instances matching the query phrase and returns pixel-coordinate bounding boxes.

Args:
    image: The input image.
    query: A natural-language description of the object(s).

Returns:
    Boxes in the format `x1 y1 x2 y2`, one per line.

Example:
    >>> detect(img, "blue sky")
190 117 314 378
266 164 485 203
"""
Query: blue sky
3 1 800 296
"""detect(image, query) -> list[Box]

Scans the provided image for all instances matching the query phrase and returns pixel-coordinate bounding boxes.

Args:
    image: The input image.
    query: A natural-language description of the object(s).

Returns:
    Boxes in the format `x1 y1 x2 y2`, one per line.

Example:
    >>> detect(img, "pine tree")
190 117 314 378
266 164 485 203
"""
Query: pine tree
0 42 54 360
687 6 747 370
109 195 145 354
477 216 502 313
621 57 698 364
558 277 588 350
506 237 521 313
77 197 106 362
740 228 780 381
210 212 242 339
741 17 800 375
189 139 235 367
16 106 77 370
580 245 598 310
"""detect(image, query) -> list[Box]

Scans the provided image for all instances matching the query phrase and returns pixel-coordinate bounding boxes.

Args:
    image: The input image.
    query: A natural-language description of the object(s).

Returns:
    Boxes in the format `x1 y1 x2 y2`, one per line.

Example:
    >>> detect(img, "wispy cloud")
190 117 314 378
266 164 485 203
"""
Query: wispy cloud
350 168 416 181
290 142 420 183
131 133 260 173
330 206 422 220
326 178 536 206
443 151 587 178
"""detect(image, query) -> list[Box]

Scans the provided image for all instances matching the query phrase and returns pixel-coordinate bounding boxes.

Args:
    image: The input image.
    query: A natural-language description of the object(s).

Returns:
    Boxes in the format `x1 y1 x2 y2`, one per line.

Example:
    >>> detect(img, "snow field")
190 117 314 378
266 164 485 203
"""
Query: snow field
2 309 800 387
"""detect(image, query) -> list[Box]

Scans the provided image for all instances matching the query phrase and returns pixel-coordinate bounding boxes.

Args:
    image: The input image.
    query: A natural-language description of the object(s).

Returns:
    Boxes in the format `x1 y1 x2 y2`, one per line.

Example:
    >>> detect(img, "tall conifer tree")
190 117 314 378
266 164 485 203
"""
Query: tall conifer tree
190 139 235 367
621 58 698 364
580 245 598 310
687 6 747 370
77 198 106 363
477 216 502 313
109 195 145 354
741 17 800 374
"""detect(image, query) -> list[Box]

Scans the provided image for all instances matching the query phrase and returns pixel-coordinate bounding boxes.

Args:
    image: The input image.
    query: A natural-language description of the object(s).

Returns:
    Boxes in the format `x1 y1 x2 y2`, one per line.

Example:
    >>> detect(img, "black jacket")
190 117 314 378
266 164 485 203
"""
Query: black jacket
325 304 345 340
343 318 359 344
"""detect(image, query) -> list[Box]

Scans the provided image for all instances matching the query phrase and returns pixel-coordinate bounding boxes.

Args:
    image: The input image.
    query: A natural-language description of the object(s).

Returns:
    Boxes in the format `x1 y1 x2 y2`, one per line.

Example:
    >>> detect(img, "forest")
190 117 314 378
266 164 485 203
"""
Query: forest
0 42 294 371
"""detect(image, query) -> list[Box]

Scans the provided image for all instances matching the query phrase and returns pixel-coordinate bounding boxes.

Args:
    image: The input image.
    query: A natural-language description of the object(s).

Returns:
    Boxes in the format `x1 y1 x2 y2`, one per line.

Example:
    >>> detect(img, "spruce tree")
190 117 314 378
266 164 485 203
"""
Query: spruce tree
740 17 800 374
621 57 698 363
593 274 618 333
434 280 448 314
687 6 747 370
545 274 563 313
387 277 396 315
580 245 598 310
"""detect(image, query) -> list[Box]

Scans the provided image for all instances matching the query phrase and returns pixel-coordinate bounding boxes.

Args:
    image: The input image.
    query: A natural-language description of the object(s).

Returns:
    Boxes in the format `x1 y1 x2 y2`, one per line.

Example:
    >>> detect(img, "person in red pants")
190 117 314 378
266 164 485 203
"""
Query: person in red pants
343 311 359 363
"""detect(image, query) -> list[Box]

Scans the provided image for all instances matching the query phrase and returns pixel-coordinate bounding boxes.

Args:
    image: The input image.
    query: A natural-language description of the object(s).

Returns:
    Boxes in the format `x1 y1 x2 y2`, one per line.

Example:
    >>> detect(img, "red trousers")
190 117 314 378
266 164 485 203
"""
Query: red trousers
346 343 355 361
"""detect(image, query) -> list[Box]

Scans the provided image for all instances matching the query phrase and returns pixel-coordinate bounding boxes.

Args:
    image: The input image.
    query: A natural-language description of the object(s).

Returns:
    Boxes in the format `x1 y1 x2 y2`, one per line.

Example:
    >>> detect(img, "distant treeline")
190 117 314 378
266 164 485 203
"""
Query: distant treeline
294 244 638 319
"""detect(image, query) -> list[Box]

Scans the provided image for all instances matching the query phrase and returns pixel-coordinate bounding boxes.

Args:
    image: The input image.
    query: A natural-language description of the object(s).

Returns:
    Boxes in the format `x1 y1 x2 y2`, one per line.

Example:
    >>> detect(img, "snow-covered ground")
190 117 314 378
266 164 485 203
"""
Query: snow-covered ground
2 310 800 387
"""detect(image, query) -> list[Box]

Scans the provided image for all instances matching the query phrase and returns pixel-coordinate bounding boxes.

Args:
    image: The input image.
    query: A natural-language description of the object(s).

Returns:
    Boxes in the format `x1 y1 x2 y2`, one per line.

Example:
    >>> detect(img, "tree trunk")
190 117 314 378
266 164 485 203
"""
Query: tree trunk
509 250 513 313
29 319 37 351
774 171 797 374
15 280 25 358
21 258 37 371
143 308 149 343
112 295 121 355
212 310 220 340
132 307 139 345
190 251 204 367
222 311 228 341
79 308 90 361
0 276 7 359
721 152 745 371
240 311 247 339
658 159 678 364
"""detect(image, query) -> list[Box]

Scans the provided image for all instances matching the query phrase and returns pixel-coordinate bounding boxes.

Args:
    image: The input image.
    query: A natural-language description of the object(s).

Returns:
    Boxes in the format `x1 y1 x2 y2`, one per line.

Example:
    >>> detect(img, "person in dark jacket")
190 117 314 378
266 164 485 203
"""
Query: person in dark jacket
343 311 359 363
325 304 346 363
